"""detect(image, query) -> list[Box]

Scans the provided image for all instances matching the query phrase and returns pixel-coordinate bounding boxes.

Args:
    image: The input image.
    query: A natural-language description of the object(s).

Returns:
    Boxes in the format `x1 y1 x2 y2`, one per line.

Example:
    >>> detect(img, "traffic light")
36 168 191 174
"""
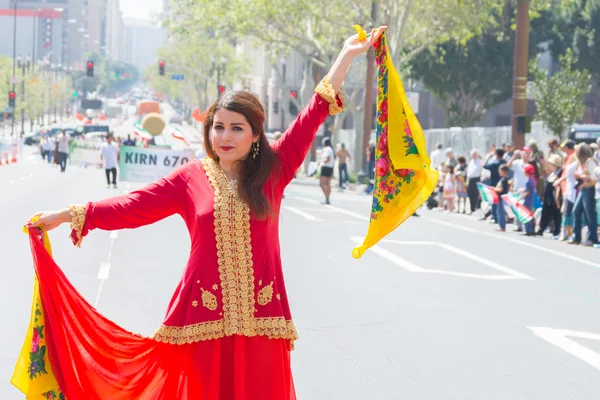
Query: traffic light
290 90 297 99
218 85 226 94
159 59 165 76
86 61 94 77
8 91 15 107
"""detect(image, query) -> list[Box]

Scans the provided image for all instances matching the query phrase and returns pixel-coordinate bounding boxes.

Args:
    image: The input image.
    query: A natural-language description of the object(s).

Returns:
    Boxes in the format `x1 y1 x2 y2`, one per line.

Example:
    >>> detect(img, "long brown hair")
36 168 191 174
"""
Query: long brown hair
203 91 276 219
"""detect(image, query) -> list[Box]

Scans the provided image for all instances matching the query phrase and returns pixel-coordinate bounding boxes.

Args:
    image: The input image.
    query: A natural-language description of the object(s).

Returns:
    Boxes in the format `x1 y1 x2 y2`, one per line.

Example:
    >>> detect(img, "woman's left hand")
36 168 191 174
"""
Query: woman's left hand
343 26 387 58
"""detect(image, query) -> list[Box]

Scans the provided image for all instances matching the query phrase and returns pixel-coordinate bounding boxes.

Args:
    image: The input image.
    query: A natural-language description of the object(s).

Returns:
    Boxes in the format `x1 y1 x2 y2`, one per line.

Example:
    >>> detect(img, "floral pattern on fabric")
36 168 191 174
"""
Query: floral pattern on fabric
352 31 438 259
43 389 65 399
370 35 419 221
12 227 64 398
28 302 48 380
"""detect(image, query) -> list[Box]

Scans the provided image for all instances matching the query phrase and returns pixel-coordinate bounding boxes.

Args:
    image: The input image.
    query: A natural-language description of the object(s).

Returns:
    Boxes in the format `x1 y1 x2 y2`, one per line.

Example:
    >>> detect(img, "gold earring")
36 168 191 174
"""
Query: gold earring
252 141 260 159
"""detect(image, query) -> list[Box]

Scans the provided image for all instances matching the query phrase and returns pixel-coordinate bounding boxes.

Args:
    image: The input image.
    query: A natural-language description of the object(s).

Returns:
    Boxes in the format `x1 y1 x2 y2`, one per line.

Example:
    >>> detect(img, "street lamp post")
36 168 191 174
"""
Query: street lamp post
279 58 287 130
11 0 20 137
210 56 227 94
17 55 30 137
511 0 530 149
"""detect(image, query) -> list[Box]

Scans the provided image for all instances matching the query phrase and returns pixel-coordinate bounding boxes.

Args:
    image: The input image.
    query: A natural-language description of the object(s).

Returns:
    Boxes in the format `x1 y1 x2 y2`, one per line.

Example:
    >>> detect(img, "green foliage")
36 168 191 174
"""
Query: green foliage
547 0 600 80
531 49 592 137
407 3 556 127
0 56 73 125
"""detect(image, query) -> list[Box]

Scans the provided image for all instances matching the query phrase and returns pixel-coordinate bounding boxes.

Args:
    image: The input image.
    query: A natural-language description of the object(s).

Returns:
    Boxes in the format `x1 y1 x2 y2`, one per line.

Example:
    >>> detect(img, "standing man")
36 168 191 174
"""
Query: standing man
56 130 70 173
364 142 376 195
123 134 136 146
101 135 120 189
336 143 350 191
466 149 483 214
430 143 445 171
483 148 506 223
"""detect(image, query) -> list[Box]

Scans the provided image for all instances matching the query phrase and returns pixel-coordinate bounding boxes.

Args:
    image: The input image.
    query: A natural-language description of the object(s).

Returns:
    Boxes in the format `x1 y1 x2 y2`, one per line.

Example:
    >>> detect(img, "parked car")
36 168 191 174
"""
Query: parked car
568 124 600 144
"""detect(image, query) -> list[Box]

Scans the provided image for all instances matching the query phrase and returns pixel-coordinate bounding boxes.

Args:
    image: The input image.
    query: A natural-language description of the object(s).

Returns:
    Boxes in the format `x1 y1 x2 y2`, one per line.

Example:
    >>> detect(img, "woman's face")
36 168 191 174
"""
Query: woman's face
210 109 257 163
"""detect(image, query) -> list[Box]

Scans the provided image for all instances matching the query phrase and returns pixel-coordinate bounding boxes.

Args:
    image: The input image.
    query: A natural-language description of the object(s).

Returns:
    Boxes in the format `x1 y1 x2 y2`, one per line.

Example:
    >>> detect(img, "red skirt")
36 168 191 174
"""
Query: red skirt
28 229 296 400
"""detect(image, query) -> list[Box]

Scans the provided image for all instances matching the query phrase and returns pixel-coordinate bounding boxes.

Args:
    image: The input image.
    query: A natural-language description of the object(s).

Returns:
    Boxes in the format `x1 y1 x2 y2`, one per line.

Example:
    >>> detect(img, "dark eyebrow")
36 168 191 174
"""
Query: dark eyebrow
213 121 246 126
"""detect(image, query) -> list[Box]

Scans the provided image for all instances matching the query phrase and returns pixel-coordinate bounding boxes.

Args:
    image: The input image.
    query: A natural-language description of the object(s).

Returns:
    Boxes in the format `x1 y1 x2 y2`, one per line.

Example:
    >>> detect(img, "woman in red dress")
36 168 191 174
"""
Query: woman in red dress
27 27 387 399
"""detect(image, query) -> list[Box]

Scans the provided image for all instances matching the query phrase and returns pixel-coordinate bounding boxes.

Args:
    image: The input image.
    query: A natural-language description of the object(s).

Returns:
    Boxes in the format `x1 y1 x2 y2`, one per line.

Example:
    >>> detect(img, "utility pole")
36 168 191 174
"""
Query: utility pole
360 0 379 177
511 0 530 149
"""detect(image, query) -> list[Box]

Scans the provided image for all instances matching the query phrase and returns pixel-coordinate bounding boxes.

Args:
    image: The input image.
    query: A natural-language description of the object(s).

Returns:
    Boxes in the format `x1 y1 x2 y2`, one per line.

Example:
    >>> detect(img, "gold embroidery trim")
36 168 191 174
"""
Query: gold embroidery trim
68 204 87 247
202 158 256 336
315 76 345 116
151 317 298 345
201 288 218 311
257 281 274 306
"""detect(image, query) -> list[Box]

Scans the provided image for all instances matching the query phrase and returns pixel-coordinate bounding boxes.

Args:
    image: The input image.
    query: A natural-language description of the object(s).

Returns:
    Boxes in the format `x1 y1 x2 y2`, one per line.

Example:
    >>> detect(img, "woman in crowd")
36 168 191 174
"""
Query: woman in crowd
569 143 598 246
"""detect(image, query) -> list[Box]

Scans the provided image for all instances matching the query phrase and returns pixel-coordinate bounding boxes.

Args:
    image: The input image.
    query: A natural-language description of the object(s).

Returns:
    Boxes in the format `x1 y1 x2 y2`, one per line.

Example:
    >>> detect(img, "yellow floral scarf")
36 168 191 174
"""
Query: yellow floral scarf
353 32 438 258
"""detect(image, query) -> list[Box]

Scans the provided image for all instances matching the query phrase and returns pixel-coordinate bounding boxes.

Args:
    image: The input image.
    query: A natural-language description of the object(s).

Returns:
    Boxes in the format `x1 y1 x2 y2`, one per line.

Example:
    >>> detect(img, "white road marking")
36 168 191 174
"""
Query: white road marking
94 231 119 307
97 262 111 280
350 237 533 280
20 177 27 180
292 196 370 222
9 180 16 184
427 217 600 271
529 327 600 371
93 280 105 308
283 206 321 221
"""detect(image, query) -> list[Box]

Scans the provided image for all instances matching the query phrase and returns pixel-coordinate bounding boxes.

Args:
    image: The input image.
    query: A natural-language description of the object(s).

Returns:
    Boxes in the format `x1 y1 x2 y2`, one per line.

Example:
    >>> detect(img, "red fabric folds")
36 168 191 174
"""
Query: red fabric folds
28 228 295 400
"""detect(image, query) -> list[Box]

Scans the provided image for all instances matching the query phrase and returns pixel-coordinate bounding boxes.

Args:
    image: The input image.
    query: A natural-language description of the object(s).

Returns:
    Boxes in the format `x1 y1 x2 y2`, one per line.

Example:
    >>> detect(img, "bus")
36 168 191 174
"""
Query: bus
137 101 161 117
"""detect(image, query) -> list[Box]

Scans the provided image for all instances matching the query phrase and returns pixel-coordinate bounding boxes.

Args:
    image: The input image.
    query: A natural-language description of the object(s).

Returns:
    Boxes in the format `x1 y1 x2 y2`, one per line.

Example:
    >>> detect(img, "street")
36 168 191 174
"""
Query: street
2 148 600 399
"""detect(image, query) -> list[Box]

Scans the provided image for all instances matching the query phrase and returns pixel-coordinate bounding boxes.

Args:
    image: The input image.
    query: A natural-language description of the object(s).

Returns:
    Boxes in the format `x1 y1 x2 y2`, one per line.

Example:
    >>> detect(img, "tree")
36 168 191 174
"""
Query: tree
548 0 600 80
531 49 592 138
407 2 560 127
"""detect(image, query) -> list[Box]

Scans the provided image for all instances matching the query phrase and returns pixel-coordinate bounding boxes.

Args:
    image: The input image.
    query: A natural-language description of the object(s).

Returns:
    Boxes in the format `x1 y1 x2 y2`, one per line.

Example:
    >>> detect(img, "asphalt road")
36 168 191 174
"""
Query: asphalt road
2 147 600 399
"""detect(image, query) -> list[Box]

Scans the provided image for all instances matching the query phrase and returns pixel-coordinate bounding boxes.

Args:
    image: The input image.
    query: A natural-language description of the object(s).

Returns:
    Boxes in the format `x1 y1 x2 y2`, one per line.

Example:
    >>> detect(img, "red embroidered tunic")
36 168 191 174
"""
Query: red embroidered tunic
72 92 342 348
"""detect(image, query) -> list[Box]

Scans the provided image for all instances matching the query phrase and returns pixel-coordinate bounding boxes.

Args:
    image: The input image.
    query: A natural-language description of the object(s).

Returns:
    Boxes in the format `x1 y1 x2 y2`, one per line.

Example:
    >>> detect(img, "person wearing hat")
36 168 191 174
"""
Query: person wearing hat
537 154 564 238
520 163 537 236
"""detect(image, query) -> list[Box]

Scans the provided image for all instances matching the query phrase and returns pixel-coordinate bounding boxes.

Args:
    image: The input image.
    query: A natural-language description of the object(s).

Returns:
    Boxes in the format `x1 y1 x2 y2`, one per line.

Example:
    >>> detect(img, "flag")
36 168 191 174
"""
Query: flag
352 31 438 259
476 183 499 205
12 223 64 399
501 194 534 224
171 129 190 147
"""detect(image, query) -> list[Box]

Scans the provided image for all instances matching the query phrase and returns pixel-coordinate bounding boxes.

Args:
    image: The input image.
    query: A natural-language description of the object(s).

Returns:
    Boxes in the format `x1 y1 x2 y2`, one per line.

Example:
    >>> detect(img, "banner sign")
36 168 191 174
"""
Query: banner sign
119 146 195 182
69 139 102 167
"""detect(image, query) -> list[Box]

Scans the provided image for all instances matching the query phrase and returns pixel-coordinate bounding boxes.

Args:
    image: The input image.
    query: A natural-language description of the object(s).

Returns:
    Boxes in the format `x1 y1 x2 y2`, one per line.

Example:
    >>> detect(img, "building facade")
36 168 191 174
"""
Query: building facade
123 18 165 71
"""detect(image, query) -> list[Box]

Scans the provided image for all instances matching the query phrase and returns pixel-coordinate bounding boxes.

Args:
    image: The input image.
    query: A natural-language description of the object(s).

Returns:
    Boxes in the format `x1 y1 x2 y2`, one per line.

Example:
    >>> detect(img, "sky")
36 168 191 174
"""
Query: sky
120 0 163 21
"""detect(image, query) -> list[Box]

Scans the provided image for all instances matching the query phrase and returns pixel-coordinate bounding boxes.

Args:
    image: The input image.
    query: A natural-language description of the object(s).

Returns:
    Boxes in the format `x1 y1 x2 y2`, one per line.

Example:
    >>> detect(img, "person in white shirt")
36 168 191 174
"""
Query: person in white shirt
101 135 120 188
42 136 55 164
466 149 483 213
319 137 335 204
507 147 532 231
56 130 70 172
429 143 445 171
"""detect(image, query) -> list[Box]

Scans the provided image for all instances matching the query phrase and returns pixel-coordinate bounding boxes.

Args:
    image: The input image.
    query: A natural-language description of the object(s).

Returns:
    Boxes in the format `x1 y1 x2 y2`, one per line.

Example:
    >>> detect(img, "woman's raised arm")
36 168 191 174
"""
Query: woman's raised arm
272 26 387 186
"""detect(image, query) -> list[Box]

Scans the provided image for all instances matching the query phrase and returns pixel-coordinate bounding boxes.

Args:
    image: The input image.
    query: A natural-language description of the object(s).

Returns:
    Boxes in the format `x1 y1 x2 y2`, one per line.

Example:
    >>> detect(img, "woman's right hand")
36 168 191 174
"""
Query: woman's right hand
28 208 71 231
